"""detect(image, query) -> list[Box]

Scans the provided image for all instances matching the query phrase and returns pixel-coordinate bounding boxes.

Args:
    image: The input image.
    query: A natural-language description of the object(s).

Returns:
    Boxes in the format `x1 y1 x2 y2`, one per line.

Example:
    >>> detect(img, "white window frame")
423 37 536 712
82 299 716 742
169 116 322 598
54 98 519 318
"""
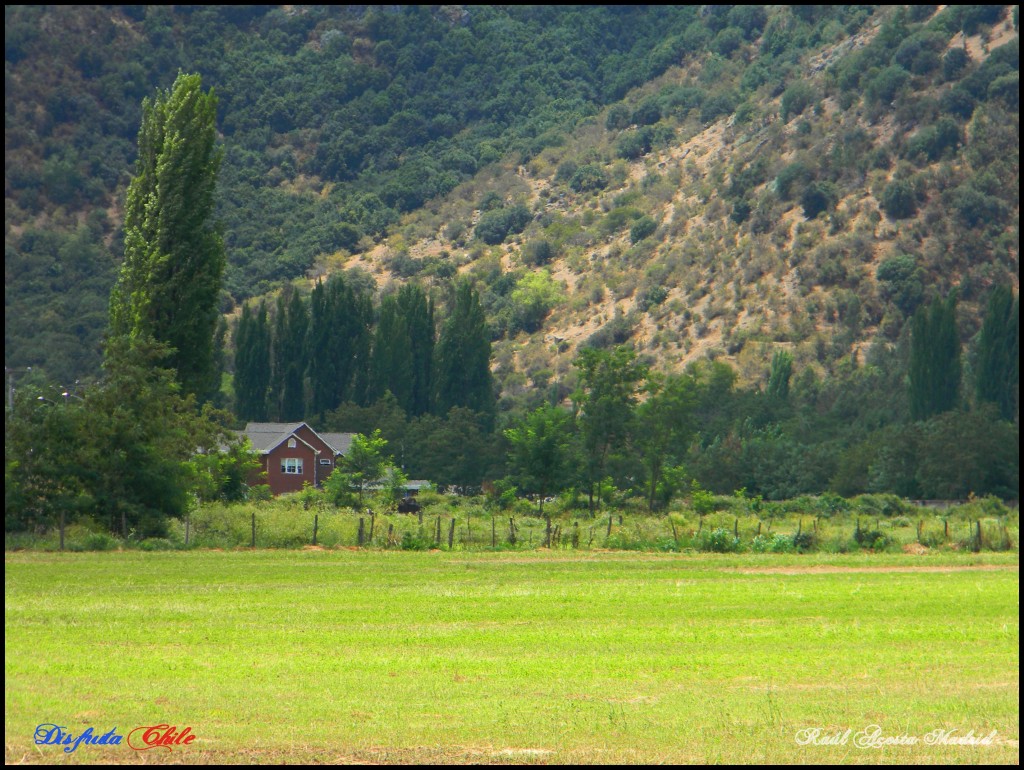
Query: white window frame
281 457 303 475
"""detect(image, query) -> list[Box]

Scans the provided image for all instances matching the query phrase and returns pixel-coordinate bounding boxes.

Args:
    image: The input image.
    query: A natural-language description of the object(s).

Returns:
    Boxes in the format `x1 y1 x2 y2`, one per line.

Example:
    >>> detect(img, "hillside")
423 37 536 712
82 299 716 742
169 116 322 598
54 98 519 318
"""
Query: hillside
5 5 1020 403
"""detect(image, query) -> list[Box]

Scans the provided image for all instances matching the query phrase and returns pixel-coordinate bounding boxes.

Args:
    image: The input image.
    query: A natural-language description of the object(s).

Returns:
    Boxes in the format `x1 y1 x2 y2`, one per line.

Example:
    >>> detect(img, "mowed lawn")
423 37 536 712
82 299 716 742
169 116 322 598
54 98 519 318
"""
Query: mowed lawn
4 550 1019 764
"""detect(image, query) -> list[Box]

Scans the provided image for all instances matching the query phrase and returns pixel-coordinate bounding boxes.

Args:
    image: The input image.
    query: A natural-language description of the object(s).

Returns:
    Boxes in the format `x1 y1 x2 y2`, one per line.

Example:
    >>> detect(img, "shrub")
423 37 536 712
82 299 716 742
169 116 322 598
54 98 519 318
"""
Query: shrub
752 533 795 553
629 216 657 243
881 179 917 219
400 530 432 550
698 527 741 553
569 164 608 193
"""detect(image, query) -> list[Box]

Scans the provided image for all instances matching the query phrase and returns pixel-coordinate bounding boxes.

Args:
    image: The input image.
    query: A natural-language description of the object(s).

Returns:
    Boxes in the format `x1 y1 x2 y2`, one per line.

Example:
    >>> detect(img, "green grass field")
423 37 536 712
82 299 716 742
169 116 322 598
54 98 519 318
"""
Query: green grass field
5 550 1019 764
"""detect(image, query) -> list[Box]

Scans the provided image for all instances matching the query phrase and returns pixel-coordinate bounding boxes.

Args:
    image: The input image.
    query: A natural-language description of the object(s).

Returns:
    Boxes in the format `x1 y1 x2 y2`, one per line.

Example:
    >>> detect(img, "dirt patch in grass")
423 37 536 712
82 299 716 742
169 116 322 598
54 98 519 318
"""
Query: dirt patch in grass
734 564 1018 575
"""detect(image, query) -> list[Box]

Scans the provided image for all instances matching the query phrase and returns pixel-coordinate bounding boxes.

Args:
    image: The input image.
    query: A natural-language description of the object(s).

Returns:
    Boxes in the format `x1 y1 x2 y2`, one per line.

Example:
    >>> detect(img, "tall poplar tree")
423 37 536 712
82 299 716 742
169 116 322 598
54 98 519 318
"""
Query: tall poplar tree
909 293 961 421
233 301 271 421
109 72 225 402
433 280 494 422
370 293 414 411
397 283 435 417
975 286 1019 421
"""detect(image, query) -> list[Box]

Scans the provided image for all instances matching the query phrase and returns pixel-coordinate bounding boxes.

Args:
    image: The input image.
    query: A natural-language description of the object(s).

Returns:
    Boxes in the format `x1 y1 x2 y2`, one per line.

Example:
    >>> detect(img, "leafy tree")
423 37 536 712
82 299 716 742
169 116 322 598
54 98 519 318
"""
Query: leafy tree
572 346 648 513
108 72 225 402
340 429 389 508
636 373 698 511
975 286 1019 421
914 406 1018 499
6 337 245 537
504 404 574 515
909 293 961 421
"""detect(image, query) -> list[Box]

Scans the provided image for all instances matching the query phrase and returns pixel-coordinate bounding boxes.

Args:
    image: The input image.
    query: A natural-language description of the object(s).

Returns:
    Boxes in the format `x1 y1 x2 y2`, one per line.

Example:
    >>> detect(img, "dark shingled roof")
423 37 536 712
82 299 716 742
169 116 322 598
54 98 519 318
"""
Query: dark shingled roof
238 422 355 456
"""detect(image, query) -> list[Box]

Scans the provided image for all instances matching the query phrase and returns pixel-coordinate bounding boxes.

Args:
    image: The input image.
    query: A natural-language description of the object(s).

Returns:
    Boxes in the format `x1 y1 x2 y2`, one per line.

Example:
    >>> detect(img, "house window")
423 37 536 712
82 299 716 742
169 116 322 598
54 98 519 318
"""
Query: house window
281 458 303 474
320 459 332 466
288 438 297 448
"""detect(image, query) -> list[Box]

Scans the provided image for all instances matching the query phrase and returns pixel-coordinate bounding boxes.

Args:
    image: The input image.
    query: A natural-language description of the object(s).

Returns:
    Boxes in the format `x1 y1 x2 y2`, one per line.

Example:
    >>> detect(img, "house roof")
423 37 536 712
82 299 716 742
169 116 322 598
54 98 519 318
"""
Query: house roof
241 422 316 454
320 432 356 456
239 423 355 456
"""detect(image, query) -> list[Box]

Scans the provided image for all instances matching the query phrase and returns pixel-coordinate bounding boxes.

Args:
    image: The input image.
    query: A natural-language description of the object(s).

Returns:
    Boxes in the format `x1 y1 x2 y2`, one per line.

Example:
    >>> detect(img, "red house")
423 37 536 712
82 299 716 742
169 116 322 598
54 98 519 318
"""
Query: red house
239 422 354 495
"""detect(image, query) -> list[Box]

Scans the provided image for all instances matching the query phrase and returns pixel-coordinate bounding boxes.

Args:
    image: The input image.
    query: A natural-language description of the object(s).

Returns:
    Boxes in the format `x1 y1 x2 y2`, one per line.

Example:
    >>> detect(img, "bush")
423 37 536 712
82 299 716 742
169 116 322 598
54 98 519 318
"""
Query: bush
569 164 608 193
698 527 741 553
400 530 432 550
475 204 532 245
629 216 657 243
752 533 795 553
881 179 917 219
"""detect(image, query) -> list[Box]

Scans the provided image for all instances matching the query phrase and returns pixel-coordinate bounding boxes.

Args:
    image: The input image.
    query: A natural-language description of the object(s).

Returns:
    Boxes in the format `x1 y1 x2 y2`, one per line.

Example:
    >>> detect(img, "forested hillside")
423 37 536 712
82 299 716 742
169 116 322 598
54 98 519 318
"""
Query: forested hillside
5 5 1019 504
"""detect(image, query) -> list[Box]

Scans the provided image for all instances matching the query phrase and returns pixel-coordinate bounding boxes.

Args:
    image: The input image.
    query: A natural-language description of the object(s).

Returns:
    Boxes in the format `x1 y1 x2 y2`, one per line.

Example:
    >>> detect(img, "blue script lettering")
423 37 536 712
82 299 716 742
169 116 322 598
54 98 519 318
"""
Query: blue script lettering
34 724 123 753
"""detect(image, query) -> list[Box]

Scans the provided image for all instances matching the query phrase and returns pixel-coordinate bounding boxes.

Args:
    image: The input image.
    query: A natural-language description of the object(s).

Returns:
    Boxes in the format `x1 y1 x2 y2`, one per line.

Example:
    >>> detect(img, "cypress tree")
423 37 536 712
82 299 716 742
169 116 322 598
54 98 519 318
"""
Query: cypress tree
109 72 225 402
975 286 1019 421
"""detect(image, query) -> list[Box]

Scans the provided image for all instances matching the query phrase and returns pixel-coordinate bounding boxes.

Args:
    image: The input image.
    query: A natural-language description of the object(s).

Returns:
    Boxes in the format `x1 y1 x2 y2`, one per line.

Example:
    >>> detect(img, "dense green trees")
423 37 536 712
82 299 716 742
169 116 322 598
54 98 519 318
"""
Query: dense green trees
233 301 271 421
109 73 226 403
433 280 495 422
909 294 961 421
975 286 1019 422
5 338 246 537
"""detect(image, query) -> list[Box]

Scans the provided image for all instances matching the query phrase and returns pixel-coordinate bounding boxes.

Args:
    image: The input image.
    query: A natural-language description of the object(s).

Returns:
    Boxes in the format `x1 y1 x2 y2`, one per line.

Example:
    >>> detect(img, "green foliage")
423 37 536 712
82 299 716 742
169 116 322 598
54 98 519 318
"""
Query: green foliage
766 350 793 401
880 179 917 219
568 164 608 193
5 337 244 538
697 527 741 553
974 286 1019 421
433 281 495 421
909 293 961 421
504 404 574 514
877 255 925 315
801 181 838 219
474 204 532 245
108 72 225 403
629 216 658 244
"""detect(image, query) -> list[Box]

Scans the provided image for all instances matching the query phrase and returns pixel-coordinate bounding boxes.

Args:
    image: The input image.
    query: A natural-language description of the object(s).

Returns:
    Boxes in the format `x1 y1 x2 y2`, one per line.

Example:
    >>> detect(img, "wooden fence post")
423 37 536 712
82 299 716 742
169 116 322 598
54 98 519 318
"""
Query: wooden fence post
435 516 442 545
491 515 496 548
357 517 365 546
545 515 552 548
251 512 256 548
184 513 190 547
313 514 318 546
448 518 456 549
60 509 66 552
